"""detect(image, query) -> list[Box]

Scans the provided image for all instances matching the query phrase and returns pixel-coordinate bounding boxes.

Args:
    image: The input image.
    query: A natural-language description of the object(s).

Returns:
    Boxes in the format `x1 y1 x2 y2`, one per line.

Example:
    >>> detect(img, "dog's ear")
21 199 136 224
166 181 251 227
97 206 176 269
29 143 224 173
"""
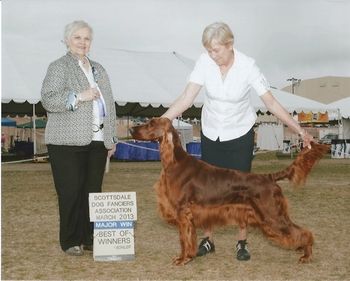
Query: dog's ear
165 131 173 143
160 123 173 143
159 129 175 168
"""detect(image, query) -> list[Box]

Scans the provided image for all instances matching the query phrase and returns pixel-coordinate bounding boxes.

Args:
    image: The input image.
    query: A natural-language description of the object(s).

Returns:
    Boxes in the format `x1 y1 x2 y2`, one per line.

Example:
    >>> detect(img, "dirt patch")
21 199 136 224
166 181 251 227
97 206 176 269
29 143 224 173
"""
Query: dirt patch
1 158 350 280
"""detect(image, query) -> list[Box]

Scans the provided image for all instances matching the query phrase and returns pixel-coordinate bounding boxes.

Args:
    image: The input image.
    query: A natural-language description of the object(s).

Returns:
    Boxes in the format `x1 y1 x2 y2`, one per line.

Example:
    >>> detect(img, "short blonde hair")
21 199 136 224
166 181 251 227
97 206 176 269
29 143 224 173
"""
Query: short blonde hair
202 22 234 48
63 20 93 47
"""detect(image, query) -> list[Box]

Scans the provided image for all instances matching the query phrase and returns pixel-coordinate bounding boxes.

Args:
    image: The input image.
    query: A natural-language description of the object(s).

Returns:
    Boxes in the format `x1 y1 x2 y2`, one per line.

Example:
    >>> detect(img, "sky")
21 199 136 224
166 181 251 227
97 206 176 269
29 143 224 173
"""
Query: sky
2 0 350 90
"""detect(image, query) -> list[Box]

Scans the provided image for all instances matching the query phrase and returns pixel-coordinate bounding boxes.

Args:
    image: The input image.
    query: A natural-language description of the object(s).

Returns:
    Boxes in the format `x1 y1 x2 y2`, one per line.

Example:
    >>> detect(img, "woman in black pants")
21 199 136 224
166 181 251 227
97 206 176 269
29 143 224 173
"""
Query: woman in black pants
162 22 313 261
41 20 117 256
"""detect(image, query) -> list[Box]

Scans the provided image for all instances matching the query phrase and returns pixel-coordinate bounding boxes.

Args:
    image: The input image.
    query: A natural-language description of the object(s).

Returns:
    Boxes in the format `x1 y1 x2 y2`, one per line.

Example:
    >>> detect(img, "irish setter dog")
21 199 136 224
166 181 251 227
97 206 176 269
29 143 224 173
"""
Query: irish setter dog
130 117 329 265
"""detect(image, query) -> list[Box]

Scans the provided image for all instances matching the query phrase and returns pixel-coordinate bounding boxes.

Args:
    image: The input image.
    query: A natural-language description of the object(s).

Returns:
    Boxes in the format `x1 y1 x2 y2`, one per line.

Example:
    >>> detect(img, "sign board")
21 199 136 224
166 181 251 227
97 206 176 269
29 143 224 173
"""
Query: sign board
93 221 135 261
89 192 137 221
89 192 137 261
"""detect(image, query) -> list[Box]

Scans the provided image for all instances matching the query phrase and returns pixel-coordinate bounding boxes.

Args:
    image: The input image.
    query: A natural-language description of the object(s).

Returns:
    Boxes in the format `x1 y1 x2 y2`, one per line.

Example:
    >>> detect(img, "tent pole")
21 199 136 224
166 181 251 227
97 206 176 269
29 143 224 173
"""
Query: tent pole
33 103 37 156
127 116 129 138
337 108 343 139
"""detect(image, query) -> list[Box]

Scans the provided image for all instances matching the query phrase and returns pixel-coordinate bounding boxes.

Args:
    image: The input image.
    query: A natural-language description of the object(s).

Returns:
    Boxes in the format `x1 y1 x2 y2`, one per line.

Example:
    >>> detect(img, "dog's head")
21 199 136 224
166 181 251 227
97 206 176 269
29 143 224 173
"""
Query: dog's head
129 117 175 142
130 117 183 166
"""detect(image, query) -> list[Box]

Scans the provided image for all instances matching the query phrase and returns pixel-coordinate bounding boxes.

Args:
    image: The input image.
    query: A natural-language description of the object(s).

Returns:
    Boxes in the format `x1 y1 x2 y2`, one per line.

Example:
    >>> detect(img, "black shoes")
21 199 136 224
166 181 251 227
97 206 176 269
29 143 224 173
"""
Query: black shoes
197 237 215 256
236 240 250 261
196 237 251 261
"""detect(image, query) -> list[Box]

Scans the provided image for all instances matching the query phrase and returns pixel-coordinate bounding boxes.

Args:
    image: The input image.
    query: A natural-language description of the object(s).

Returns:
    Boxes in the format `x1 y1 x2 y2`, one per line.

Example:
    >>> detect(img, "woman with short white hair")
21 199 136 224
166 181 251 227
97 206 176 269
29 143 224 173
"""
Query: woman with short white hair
41 20 117 256
162 22 313 261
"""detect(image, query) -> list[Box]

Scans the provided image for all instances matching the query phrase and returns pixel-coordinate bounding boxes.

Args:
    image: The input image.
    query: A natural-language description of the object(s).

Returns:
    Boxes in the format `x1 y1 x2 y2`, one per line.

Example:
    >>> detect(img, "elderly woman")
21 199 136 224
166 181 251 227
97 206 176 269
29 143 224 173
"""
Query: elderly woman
162 22 313 261
41 20 117 256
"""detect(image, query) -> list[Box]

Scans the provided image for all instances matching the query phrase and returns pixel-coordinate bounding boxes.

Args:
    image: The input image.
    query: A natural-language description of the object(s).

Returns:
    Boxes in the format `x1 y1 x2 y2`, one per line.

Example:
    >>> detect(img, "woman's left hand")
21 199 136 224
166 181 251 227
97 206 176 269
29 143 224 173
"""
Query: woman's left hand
300 130 314 149
107 144 116 158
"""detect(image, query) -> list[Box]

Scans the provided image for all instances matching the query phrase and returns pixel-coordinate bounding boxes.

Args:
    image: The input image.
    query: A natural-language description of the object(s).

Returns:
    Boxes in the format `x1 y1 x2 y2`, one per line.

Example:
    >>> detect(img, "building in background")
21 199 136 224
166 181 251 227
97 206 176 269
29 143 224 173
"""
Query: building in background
281 76 349 104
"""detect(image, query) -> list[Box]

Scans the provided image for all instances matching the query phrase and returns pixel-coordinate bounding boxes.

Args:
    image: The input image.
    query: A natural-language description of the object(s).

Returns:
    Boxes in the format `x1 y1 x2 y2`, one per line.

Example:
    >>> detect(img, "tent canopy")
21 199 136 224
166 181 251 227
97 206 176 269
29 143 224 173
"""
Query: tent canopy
1 49 204 106
2 48 334 118
101 49 204 108
250 89 330 113
1 49 204 118
327 97 350 118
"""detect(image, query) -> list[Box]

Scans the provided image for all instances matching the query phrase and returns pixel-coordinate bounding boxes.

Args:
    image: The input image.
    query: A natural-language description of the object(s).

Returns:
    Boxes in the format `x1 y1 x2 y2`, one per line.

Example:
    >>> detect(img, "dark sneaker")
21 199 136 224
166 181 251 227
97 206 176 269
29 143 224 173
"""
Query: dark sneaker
197 237 215 256
236 240 250 261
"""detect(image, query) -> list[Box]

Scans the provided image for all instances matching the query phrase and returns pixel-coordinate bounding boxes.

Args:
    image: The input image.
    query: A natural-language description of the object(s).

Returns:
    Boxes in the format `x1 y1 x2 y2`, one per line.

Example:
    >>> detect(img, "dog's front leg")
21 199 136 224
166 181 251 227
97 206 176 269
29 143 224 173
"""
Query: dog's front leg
172 207 197 265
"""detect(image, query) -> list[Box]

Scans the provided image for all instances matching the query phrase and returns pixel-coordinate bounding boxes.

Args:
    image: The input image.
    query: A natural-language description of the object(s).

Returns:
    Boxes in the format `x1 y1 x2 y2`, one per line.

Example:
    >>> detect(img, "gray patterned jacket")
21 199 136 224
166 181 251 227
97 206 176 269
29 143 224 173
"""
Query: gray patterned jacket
41 52 117 149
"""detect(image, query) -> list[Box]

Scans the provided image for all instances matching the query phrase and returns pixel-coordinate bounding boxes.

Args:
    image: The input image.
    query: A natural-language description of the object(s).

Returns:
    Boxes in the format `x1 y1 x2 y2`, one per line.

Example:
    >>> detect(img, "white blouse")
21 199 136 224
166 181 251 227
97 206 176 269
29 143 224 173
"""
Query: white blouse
79 60 106 141
189 49 270 141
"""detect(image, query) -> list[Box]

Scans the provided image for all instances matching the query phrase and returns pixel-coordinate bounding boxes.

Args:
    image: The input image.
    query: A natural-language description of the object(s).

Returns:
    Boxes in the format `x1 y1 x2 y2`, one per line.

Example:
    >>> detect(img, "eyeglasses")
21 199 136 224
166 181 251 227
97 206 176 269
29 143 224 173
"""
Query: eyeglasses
93 123 104 132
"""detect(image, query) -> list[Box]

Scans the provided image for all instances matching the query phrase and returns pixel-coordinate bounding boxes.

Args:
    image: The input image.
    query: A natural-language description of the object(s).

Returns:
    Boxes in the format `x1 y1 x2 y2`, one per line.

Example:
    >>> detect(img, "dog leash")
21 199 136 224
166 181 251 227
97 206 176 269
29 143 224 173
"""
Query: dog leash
2 141 349 164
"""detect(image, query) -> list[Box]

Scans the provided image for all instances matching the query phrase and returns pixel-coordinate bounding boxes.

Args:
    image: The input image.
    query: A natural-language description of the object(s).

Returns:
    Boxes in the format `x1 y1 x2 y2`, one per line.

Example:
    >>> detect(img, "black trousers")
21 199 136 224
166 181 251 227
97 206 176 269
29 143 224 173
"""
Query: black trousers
201 127 255 172
48 141 107 251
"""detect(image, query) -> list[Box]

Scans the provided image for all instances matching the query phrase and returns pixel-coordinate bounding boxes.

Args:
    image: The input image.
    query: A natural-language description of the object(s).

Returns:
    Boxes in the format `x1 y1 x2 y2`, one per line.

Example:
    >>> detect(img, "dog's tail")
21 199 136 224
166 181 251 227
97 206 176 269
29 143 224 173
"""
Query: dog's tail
268 142 329 186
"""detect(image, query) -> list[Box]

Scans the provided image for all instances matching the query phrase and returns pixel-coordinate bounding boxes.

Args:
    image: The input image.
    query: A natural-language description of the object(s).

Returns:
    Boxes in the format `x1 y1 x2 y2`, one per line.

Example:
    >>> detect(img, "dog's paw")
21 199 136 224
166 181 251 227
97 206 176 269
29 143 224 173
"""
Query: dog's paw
172 255 193 266
172 255 184 265
298 255 312 263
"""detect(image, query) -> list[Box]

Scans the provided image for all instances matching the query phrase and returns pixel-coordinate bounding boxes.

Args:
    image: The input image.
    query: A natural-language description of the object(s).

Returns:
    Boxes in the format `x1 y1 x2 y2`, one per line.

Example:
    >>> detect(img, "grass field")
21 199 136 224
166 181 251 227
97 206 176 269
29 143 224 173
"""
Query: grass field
1 154 350 281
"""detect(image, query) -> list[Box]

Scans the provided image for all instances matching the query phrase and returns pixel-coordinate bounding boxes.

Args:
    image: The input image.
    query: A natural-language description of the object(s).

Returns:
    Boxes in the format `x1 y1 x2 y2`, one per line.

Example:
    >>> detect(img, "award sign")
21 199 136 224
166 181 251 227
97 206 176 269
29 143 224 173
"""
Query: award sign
89 192 137 261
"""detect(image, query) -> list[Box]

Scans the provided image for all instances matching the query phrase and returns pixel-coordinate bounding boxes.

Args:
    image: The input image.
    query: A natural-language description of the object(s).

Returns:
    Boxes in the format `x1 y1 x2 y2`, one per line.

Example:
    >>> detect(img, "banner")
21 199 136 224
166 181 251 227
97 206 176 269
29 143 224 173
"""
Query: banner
298 111 329 123
89 192 137 261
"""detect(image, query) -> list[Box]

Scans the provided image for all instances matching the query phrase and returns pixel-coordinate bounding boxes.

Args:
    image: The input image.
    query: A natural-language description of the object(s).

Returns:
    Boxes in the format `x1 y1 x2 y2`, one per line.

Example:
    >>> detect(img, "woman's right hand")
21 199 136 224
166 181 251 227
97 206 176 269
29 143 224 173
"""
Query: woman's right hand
78 87 100 102
162 82 202 120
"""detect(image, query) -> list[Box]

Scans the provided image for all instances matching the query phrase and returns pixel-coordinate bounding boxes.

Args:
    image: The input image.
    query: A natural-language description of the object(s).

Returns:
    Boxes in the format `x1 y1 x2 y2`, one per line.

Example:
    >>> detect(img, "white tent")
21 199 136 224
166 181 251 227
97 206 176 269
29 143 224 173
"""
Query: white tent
2 45 330 113
172 119 193 148
1 0 346 116
100 49 203 107
172 119 192 129
3 42 334 119
327 97 350 119
327 97 350 139
3 45 335 154
1 47 205 107
256 124 284 151
250 88 329 113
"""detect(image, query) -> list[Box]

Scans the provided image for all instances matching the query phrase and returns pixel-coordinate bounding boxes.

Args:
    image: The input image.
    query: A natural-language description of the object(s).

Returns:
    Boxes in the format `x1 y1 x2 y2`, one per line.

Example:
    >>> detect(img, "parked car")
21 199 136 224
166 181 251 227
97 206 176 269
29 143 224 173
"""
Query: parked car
319 133 338 144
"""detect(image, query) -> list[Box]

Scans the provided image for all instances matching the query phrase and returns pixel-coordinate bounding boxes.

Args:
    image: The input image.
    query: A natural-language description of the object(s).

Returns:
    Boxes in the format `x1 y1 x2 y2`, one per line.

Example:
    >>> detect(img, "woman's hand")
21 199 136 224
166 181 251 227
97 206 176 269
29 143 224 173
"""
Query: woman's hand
162 82 202 120
299 129 314 149
78 87 100 102
107 144 116 158
261 92 314 149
